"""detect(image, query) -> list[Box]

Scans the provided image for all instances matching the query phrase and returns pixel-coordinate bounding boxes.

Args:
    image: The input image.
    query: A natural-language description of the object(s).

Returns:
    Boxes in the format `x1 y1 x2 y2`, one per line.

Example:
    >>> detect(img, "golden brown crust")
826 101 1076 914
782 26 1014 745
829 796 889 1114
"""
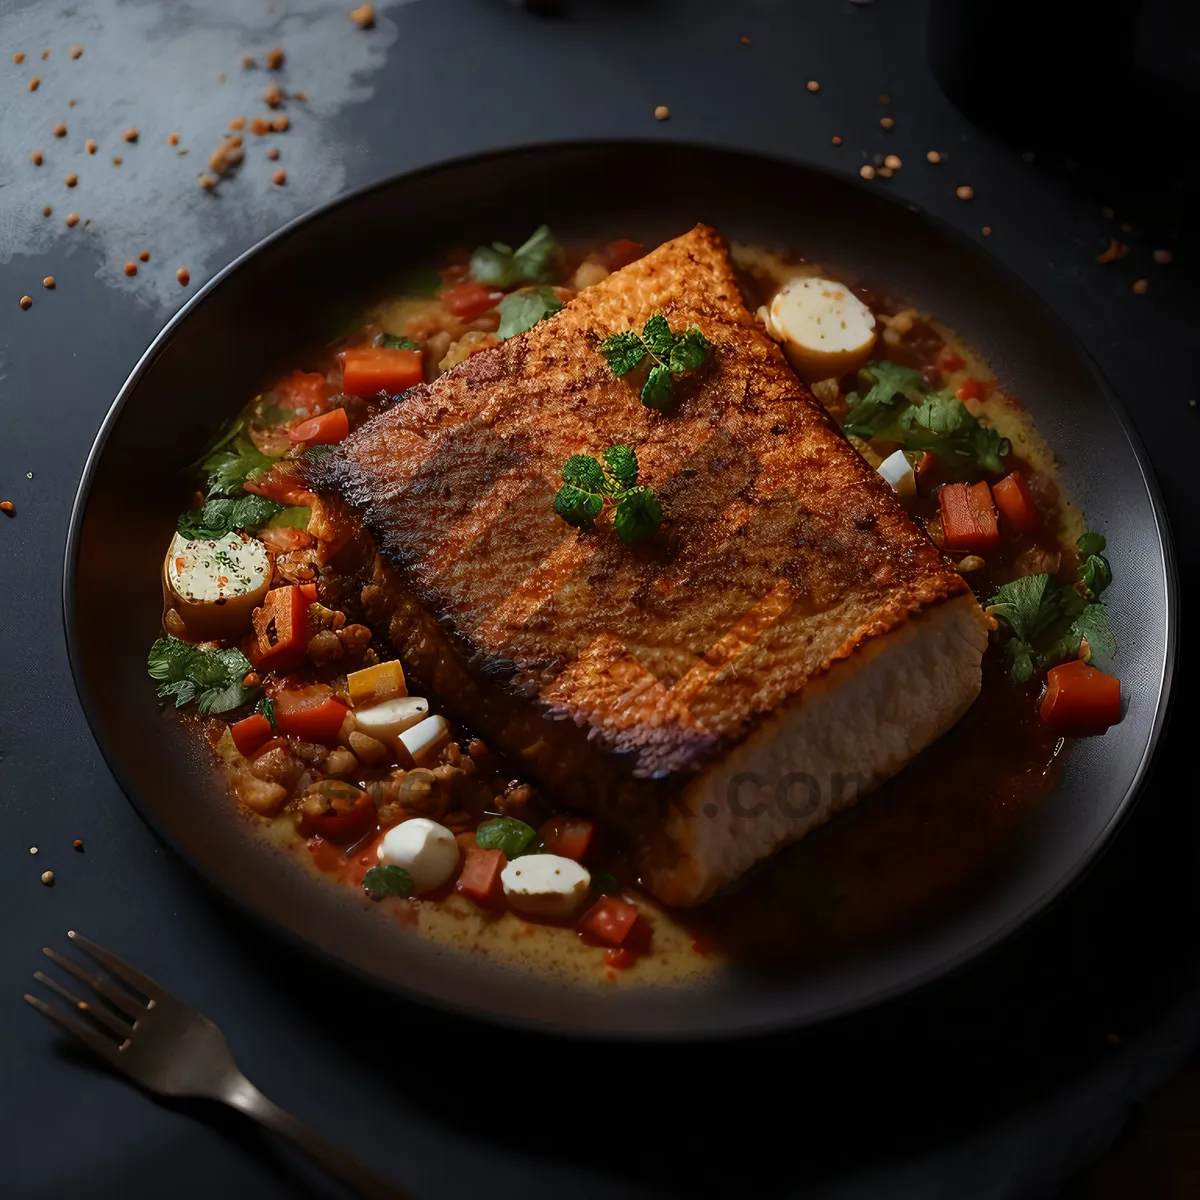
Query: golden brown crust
311 225 967 780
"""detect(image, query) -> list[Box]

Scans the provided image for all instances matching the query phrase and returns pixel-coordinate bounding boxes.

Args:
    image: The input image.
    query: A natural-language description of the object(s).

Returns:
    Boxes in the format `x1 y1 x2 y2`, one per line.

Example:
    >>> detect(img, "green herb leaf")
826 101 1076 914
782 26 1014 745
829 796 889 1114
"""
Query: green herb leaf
640 363 674 410
641 312 677 360
264 505 312 530
598 330 647 376
147 637 256 714
561 454 607 492
254 696 276 728
469 224 559 288
1076 531 1106 558
194 420 277 499
613 486 662 543
668 326 711 373
495 286 563 340
379 334 419 350
593 872 620 896
177 494 283 540
988 573 1056 643
1072 602 1116 662
553 484 604 527
475 816 538 857
362 864 414 901
1076 532 1112 600
602 445 639 490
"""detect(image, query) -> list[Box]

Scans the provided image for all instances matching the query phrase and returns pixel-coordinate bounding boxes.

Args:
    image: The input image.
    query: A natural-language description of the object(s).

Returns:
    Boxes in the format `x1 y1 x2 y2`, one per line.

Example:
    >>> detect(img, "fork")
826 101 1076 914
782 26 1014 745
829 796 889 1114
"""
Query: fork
26 931 409 1200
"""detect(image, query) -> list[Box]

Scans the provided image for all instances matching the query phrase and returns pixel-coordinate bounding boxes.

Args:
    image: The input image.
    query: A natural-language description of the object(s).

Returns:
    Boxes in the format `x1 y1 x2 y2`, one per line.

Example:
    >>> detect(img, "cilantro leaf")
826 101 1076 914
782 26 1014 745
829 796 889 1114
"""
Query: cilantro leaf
561 454 606 492
598 330 646 376
641 312 677 360
475 816 538 857
554 484 604 527
511 225 559 283
469 224 559 288
1077 531 1106 558
613 486 662 543
194 420 277 499
146 637 256 714
1072 602 1116 662
362 864 414 901
603 445 639 490
177 494 283 540
1076 532 1112 599
378 334 419 350
495 286 563 340
989 573 1056 643
640 363 674 410
264 505 312 530
668 327 711 373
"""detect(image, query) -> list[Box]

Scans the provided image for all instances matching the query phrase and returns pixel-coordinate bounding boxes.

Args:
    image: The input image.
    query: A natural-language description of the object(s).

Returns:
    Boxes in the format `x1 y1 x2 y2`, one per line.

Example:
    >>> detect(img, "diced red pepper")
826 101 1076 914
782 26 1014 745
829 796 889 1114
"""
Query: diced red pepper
992 470 1040 535
955 379 990 403
230 713 273 758
439 282 502 320
938 481 999 554
250 585 310 673
537 815 595 862
299 582 319 602
579 896 640 947
455 847 507 906
340 347 424 398
272 684 349 744
274 369 334 416
598 238 645 271
288 407 349 446
301 788 376 844
1040 660 1121 737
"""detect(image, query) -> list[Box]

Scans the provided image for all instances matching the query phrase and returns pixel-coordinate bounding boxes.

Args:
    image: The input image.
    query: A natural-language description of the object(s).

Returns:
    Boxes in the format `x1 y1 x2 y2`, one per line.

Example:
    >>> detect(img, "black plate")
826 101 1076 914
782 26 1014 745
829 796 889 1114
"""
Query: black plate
65 143 1178 1038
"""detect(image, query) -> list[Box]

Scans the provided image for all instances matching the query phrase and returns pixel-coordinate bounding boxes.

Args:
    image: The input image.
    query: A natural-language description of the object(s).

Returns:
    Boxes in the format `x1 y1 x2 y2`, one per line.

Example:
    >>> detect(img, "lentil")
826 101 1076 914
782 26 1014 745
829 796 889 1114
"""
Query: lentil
19 295 32 310
40 870 55 886
242 55 256 69
351 2 376 27
167 131 180 146
806 80 819 92
69 45 83 59
831 135 842 145
266 146 280 160
884 153 902 169
654 105 670 120
139 250 150 262
73 839 84 851
0 500 14 512
251 117 271 135
956 184 974 201
85 138 97 154
54 122 67 138
1132 279 1148 294
272 114 289 132
42 205 51 216
860 164 876 179
176 266 191 286
43 276 55 289
981 225 992 236
65 173 78 187
66 212 79 226
28 76 40 91
880 116 894 129
111 157 122 165
31 150 43 166
1153 249 1173 265
926 150 941 163
13 51 25 64
272 167 287 185
122 126 138 142
124 261 137 276
265 47 285 70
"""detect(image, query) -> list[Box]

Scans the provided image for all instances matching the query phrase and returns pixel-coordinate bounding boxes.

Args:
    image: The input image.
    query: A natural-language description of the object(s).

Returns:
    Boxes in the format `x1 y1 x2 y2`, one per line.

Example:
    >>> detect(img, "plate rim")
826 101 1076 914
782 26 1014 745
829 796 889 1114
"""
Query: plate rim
62 138 1181 1039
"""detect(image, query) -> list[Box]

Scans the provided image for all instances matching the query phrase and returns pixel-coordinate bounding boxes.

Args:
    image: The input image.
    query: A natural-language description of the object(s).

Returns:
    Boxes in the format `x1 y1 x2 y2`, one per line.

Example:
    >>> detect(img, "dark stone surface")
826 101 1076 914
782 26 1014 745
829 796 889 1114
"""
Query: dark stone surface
0 1 1195 1197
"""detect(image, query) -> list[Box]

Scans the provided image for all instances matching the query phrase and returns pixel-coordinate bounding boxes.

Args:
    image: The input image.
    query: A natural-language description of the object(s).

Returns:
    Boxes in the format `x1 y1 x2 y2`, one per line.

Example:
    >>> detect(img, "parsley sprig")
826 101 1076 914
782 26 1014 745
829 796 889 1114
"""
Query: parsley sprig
192 418 277 499
147 636 258 714
843 360 1011 476
988 532 1115 682
177 494 284 540
469 225 559 288
553 445 662 543
598 313 711 410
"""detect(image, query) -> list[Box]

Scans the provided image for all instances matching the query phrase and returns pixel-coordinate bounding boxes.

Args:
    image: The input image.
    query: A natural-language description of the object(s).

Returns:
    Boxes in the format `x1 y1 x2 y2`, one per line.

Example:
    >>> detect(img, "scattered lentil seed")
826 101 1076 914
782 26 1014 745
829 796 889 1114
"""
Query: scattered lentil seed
111 157 122 165
68 98 76 107
860 164 876 179
266 47 285 69
28 76 40 91
41 49 50 60
880 116 894 129
266 146 280 160
1096 239 1127 263
66 212 78 226
230 116 245 131
199 173 218 190
31 150 43 165
741 36 750 44
19 295 32 310
43 276 55 289
272 168 287 185
242 55 256 68
956 184 974 200
40 870 55 886
877 166 893 179
168 131 180 146
54 122 67 138
831 135 842 145
251 117 271 135
272 114 289 132
0 500 14 512
208 137 244 174
926 150 942 164
42 205 51 216
69 45 83 59
294 90 307 101
73 839 84 851
806 80 819 92
884 153 902 169
1100 205 1114 219
122 126 138 142
351 2 376 27
85 138 96 154
982 225 992 236
29 846 38 855
124 261 137 276
13 51 25 64
263 84 282 107
176 266 190 286
65 173 78 186
654 105 670 120
139 250 150 262
1153 249 1173 265
1132 278 1148 294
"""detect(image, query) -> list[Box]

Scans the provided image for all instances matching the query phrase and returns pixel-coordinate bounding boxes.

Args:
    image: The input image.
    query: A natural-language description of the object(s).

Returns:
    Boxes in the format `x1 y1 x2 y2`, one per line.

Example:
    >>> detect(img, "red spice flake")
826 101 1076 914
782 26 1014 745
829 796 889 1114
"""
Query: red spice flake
13 51 24 64
167 132 180 146
653 104 670 121
65 173 78 187
65 212 79 226
263 83 283 107
266 146 280 160
229 116 245 131
42 205 51 216
272 168 287 185
1131 278 1148 295
124 261 137 276
880 115 894 129
351 2 376 28
30 150 43 166
85 138 97 154
121 126 138 142
43 276 55 289
138 250 150 262
0 499 14 512
1153 249 1173 265
806 80 820 92
1096 239 1128 264
176 266 191 286
272 114 289 132
18 296 32 310
265 46 285 70
956 184 974 201
54 123 67 138
28 76 40 91
69 45 83 59
831 135 842 145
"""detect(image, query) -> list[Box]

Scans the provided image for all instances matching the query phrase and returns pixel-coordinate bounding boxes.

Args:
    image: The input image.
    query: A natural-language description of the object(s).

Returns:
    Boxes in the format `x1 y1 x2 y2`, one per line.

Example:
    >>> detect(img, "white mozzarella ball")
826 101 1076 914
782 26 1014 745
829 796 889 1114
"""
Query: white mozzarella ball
764 276 877 382
501 854 591 918
376 818 460 894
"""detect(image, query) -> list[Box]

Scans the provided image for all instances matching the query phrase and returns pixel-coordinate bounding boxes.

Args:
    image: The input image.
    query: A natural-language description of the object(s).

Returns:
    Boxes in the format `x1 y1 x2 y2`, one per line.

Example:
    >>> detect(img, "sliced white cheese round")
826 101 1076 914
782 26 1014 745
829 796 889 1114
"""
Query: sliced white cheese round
354 696 430 742
765 276 877 383
397 714 450 768
501 854 591 918
163 532 271 640
376 817 459 893
877 449 916 497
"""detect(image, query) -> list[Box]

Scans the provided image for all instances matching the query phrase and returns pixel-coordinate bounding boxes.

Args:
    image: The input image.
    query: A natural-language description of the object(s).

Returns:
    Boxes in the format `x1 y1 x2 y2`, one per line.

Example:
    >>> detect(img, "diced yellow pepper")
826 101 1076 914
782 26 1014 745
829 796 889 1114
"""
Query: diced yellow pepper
347 660 407 708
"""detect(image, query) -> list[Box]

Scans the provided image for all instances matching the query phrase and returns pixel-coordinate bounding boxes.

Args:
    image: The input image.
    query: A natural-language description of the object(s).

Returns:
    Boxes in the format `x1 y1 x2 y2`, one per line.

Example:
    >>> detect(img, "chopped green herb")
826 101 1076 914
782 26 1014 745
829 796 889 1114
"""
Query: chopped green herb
378 333 419 351
475 816 538 858
598 312 712 409
193 419 277 499
146 637 256 714
592 872 620 896
551 444 661 543
602 445 639 491
469 225 560 288
495 286 563 339
612 486 662 544
362 864 414 901
561 454 607 493
254 696 276 729
177 494 283 540
554 484 605 526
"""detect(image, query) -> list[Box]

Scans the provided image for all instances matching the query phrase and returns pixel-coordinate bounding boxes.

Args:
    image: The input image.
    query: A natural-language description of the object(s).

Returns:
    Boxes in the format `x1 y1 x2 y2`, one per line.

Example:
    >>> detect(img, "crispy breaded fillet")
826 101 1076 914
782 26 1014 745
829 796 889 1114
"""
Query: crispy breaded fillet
308 224 986 905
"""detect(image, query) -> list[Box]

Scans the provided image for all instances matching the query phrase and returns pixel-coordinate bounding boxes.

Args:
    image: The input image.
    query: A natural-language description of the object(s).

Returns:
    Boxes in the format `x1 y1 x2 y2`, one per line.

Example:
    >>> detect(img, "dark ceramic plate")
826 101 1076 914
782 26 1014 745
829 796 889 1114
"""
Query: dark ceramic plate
65 143 1177 1038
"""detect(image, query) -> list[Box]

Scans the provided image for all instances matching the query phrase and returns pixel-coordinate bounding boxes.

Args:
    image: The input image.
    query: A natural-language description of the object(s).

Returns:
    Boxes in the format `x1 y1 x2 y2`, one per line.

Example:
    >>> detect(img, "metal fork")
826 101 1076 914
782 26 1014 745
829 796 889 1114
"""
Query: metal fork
26 931 409 1200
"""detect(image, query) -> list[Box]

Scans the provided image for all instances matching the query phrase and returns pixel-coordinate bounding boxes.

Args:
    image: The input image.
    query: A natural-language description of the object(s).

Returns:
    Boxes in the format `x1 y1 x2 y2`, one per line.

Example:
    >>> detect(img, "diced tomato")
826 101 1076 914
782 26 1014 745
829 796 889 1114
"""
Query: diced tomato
230 713 272 758
992 470 1040 535
272 684 349 744
274 369 334 416
455 847 507 906
1041 660 1121 737
250 585 310 673
301 789 376 844
243 465 317 507
339 347 424 398
598 238 645 271
439 282 502 320
604 947 636 969
955 379 991 403
579 896 640 947
938 480 999 554
537 815 594 862
288 407 349 446
915 451 939 492
939 349 965 373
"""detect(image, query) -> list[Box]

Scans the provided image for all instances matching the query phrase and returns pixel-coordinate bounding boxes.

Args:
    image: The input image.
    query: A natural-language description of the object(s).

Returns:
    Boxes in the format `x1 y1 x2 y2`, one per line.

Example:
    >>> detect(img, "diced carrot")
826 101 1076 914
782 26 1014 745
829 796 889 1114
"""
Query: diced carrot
347 660 406 708
938 481 999 554
992 471 1040 535
339 346 424 398
230 713 272 757
250 585 310 672
287 407 349 446
456 847 506 906
1040 660 1121 736
579 896 640 947
298 583 318 602
915 451 938 492
273 684 349 743
439 281 502 319
955 379 990 402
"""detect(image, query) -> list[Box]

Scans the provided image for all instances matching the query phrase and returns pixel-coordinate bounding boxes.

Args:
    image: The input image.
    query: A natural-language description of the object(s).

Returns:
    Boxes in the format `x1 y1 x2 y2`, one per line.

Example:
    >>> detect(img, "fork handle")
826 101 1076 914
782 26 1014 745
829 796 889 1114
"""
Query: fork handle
223 1076 409 1199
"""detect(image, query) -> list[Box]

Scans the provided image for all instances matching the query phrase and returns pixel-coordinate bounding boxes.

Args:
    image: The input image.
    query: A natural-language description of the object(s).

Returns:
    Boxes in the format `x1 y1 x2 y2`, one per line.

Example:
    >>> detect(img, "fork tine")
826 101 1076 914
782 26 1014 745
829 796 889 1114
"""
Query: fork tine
42 947 145 1020
67 931 166 1002
25 993 126 1067
33 971 132 1040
